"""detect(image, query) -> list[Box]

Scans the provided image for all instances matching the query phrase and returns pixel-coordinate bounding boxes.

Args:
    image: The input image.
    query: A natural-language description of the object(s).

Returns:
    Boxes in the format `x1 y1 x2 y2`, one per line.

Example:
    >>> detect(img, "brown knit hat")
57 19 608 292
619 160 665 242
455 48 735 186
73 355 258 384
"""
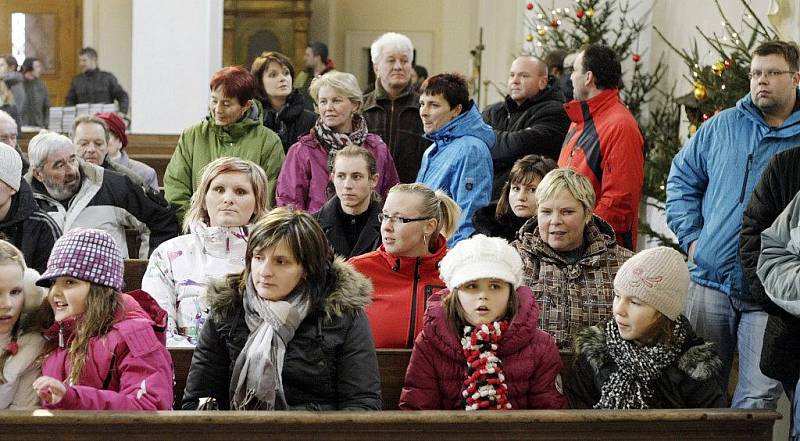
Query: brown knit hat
613 246 689 321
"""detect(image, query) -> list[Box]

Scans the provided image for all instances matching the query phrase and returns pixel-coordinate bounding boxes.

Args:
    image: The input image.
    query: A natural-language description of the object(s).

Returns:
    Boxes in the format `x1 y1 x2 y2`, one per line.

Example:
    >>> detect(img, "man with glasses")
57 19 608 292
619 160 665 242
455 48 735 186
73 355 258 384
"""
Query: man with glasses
0 109 28 173
667 40 800 410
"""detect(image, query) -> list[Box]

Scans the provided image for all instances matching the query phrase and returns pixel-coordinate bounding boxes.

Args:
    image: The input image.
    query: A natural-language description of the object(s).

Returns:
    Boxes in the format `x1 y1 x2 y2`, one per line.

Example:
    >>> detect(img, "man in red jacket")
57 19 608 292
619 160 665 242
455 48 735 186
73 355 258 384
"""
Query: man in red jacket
558 45 643 250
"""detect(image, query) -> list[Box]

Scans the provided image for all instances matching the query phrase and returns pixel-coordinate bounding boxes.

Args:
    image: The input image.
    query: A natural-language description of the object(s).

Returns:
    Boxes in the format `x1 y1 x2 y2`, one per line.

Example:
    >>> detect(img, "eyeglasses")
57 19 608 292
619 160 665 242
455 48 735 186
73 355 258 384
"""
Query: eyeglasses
378 213 431 225
747 70 797 80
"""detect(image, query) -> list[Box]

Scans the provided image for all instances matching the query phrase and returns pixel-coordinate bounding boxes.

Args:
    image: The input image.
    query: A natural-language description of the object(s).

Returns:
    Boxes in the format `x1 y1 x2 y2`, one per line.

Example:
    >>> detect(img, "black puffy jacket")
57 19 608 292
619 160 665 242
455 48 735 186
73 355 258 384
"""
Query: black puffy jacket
740 146 800 385
259 89 317 153
315 197 382 259
482 86 569 199
181 258 382 411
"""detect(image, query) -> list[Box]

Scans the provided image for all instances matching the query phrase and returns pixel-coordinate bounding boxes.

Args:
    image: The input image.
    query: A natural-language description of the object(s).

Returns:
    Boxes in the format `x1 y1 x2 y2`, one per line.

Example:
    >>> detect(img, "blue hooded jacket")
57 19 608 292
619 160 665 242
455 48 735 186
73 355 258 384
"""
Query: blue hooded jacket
417 101 495 246
666 90 800 300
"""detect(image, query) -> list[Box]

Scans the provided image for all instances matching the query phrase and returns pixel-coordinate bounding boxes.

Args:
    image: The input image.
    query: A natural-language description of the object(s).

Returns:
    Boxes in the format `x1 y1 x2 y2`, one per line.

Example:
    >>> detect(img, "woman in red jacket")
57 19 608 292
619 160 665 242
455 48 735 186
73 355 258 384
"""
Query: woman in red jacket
400 234 566 410
349 183 459 348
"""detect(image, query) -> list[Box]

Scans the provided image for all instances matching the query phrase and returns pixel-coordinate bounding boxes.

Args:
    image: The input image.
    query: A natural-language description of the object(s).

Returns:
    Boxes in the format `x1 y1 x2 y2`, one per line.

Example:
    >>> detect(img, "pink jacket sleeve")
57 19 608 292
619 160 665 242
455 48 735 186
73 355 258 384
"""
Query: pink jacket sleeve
399 331 443 410
527 333 567 409
276 142 311 210
46 321 174 411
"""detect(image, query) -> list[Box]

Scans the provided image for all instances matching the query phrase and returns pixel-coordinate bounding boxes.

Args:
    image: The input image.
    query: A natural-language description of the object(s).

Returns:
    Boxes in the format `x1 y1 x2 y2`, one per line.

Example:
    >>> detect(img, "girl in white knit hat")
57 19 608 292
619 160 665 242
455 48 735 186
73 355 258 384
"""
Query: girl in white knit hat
0 240 46 409
399 234 566 410
566 246 726 409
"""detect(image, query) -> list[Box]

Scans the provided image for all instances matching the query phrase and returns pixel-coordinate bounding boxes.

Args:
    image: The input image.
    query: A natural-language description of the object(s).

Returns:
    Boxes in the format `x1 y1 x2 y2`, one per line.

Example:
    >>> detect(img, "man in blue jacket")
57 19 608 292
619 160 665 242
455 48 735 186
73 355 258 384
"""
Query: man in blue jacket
667 40 800 408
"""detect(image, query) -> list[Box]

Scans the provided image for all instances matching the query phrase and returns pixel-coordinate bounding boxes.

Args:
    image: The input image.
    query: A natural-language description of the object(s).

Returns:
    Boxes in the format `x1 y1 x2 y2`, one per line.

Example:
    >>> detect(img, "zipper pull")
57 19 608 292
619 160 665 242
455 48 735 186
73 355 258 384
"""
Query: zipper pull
58 327 65 348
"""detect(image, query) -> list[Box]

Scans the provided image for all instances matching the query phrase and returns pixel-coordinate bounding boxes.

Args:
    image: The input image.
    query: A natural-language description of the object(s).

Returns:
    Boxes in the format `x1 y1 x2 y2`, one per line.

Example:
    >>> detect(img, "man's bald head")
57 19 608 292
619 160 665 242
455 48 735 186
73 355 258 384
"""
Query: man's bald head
508 56 549 105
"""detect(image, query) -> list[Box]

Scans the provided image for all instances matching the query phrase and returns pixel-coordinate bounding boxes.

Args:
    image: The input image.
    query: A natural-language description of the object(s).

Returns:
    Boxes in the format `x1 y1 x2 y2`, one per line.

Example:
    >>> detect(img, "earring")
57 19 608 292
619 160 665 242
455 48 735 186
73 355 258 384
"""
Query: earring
423 234 429 244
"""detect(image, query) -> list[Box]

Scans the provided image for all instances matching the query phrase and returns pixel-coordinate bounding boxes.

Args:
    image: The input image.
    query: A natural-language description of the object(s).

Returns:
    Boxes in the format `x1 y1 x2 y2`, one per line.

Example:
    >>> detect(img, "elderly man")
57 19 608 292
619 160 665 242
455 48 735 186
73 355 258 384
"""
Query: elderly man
483 55 569 199
25 132 179 258
559 45 644 250
0 109 28 173
668 40 800 410
0 141 60 273
363 32 429 183
65 47 129 114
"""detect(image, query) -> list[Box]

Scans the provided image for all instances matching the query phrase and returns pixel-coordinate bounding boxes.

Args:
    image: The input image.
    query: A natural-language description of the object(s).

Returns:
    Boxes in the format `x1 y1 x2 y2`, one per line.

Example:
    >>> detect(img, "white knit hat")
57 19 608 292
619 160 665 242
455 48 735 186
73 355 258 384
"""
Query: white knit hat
613 246 690 321
0 142 21 191
439 234 523 290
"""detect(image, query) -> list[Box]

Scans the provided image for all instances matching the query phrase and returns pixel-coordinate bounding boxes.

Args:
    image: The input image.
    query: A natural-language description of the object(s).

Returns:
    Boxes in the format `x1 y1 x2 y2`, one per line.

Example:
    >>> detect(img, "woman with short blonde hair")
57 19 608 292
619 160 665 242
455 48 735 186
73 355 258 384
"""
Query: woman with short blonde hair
514 168 632 351
276 71 399 213
144 156 270 346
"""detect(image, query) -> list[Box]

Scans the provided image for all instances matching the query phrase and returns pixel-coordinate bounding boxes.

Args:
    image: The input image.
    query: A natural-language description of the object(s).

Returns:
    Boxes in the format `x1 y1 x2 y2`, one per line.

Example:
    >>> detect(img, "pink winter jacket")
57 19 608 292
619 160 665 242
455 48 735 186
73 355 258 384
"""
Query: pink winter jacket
276 132 400 213
41 293 173 410
399 286 567 410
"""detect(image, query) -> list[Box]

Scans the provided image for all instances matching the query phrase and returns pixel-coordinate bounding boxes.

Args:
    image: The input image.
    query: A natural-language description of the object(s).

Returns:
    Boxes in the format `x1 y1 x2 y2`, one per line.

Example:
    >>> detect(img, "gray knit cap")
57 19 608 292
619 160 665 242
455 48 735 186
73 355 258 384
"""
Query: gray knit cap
613 246 690 321
0 142 21 191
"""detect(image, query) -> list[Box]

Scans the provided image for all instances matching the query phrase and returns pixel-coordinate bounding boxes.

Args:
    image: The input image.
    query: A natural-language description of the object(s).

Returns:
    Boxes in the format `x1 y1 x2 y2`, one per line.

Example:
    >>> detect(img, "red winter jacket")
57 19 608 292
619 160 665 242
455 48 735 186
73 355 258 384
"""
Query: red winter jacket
348 235 448 348
41 293 173 410
399 287 567 410
558 88 644 250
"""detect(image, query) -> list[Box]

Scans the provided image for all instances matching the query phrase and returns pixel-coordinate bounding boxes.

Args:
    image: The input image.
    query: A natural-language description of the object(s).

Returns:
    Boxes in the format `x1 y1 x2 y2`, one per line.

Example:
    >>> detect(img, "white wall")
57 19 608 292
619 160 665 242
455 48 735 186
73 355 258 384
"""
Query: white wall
129 0 223 134
83 0 133 97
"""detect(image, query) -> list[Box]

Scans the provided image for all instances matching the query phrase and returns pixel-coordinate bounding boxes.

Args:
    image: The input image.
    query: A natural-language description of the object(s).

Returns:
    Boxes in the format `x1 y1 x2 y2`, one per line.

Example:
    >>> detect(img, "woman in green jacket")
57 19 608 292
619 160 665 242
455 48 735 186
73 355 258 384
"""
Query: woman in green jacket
165 66 284 220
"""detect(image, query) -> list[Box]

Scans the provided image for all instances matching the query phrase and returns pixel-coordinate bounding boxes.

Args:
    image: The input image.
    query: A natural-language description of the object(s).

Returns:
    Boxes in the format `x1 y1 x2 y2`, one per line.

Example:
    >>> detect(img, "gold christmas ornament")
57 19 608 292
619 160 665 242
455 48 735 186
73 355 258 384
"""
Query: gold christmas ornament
712 61 725 76
538 28 546 36
586 7 595 17
526 34 534 42
693 81 707 101
688 124 698 136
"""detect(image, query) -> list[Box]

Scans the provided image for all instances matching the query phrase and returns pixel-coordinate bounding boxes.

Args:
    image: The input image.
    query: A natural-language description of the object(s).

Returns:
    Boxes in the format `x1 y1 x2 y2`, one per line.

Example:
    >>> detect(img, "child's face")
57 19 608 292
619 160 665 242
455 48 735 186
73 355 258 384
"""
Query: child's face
456 278 511 326
508 176 541 218
48 277 91 322
612 290 662 344
0 263 25 335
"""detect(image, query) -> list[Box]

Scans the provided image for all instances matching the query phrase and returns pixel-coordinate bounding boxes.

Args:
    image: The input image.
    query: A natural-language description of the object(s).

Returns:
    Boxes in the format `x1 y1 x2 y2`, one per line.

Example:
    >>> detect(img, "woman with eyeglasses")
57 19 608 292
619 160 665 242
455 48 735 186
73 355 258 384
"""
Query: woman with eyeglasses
349 183 459 348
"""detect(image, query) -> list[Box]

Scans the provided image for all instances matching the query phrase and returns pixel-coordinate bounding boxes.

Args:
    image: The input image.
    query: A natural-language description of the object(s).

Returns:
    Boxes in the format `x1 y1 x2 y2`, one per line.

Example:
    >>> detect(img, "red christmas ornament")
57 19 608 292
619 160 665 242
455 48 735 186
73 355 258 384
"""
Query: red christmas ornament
632 54 641 63
576 8 585 18
550 19 559 28
526 2 534 10
5 340 18 355
724 59 733 68
702 113 710 121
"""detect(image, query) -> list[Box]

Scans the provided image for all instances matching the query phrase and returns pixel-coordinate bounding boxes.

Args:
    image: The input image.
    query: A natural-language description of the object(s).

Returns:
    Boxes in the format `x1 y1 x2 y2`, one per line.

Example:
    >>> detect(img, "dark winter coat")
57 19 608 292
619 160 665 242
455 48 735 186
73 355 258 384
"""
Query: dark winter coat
565 317 727 409
399 287 567 410
259 89 317 153
0 179 61 273
363 83 429 183
743 148 800 386
22 77 49 128
315 197 382 259
482 87 569 200
181 258 383 411
471 203 528 243
65 68 129 114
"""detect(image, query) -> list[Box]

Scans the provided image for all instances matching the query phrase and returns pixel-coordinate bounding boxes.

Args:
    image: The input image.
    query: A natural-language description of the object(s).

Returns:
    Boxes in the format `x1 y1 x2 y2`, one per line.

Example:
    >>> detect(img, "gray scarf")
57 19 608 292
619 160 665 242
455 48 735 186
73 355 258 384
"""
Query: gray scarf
229 277 309 410
595 318 686 409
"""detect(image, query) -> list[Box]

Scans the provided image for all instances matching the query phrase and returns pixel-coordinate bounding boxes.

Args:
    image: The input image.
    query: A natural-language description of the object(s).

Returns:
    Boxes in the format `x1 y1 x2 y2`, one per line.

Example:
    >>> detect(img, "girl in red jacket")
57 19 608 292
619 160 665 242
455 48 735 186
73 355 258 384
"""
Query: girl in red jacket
399 234 566 410
31 228 173 410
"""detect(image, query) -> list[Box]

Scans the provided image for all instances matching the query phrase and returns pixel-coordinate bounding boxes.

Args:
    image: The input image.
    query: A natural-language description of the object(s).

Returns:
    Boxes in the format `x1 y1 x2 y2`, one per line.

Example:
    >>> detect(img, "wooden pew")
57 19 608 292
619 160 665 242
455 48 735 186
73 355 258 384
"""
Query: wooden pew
0 409 781 440
124 259 148 291
168 348 569 411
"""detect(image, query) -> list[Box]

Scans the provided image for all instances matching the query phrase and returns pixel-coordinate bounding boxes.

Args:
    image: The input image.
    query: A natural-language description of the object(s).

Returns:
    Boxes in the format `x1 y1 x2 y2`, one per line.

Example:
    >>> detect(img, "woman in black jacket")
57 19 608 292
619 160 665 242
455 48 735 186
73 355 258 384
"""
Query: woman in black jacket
251 52 316 152
315 146 382 258
181 207 382 410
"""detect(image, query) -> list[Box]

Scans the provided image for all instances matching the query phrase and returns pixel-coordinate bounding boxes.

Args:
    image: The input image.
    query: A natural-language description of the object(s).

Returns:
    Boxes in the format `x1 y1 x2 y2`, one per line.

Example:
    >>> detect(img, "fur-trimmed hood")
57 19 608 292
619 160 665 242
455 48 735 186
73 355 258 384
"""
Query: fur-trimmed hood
206 256 372 322
573 317 723 382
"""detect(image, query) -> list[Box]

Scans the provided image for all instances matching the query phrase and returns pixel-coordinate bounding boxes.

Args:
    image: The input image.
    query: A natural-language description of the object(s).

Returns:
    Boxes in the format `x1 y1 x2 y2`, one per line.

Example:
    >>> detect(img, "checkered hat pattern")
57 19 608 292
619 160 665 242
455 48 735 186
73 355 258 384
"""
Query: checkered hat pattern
36 228 124 291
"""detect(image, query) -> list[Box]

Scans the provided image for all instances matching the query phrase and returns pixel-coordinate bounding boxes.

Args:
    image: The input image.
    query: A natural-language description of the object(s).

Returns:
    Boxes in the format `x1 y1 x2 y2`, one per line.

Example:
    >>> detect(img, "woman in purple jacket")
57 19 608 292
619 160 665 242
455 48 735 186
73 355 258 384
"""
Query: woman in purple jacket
276 71 399 213
399 234 566 410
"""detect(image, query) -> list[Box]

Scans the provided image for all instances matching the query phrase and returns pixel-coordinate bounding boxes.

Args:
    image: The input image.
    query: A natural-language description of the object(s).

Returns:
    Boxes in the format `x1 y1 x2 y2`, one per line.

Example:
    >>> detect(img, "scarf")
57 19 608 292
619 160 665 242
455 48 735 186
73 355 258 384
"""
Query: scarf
229 277 309 410
595 318 687 409
460 321 512 410
313 113 369 173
